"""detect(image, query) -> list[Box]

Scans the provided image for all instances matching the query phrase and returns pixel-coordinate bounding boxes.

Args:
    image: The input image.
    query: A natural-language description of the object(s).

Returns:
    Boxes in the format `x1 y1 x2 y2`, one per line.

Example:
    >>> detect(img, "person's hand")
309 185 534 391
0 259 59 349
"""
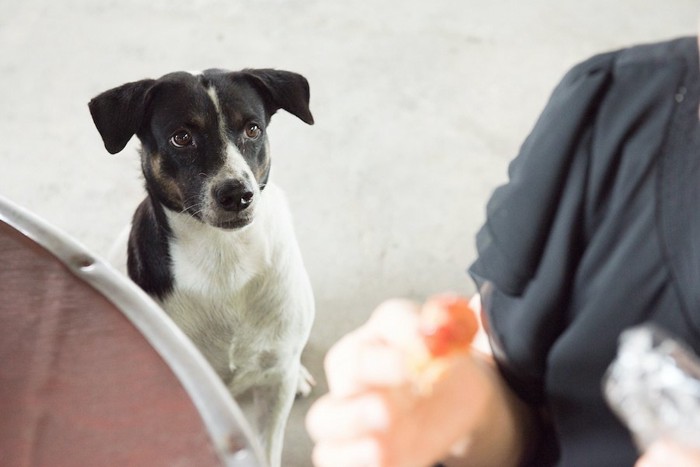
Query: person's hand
305 298 500 467
636 439 700 467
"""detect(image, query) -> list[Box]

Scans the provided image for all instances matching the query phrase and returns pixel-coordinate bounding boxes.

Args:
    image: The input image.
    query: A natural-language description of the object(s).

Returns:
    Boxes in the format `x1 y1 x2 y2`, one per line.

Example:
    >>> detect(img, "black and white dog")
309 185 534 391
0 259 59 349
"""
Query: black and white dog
89 68 315 467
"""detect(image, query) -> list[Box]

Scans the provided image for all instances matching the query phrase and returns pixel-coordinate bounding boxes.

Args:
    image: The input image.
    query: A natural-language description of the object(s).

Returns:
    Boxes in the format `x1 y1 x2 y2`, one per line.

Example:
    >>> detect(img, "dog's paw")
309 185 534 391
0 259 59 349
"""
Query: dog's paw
296 365 316 398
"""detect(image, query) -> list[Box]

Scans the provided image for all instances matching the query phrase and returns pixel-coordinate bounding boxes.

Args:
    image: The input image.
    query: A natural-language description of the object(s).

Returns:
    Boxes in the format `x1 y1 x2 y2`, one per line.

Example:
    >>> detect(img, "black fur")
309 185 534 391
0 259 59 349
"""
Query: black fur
126 197 174 299
241 69 314 125
88 79 156 154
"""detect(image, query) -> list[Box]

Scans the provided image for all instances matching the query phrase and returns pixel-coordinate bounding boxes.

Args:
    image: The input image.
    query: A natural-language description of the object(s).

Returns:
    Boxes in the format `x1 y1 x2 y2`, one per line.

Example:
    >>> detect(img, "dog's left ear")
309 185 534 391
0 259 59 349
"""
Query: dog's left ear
242 69 314 125
88 79 156 154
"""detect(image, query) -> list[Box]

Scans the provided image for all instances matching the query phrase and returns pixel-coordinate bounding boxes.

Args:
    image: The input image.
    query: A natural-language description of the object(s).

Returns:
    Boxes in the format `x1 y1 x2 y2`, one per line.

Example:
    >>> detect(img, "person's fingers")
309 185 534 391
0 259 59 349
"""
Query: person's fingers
365 298 421 346
306 393 391 441
322 330 363 396
309 355 485 467
309 297 493 467
356 344 407 386
324 307 418 397
312 437 383 467
324 330 406 396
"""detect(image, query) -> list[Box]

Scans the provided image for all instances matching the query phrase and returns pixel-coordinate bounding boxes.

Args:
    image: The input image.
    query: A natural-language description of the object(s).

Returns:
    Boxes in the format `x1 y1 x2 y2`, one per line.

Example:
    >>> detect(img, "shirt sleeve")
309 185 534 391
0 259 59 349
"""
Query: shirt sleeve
469 53 615 404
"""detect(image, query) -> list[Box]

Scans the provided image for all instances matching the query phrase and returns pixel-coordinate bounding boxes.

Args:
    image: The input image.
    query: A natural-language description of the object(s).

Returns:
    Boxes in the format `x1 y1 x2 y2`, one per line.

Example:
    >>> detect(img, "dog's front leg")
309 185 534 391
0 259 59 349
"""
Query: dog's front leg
251 372 298 467
296 364 316 398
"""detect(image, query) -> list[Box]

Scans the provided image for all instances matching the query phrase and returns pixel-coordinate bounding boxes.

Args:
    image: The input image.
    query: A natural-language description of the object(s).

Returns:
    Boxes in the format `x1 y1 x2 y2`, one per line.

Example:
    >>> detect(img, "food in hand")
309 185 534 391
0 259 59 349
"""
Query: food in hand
408 294 479 393
419 295 479 357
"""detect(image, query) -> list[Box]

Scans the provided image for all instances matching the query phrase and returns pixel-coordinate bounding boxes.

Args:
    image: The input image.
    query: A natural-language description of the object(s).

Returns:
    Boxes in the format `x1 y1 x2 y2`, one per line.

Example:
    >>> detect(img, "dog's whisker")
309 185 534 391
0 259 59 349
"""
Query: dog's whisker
180 197 204 216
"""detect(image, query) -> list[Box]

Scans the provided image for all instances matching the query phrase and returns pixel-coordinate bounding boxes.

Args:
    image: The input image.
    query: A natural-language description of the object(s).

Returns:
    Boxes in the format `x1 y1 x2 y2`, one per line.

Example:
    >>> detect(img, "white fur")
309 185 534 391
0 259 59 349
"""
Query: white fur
163 184 314 381
164 184 314 467
111 184 314 467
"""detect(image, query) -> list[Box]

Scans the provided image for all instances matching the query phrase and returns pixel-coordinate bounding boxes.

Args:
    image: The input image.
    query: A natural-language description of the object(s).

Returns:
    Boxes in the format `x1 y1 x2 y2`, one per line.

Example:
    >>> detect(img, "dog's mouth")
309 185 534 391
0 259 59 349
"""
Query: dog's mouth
182 205 254 230
213 216 254 230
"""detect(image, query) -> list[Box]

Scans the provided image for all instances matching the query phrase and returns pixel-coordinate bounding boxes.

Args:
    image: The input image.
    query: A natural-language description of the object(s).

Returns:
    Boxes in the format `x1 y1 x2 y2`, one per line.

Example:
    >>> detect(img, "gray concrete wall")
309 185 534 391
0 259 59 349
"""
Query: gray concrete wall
1 1 697 465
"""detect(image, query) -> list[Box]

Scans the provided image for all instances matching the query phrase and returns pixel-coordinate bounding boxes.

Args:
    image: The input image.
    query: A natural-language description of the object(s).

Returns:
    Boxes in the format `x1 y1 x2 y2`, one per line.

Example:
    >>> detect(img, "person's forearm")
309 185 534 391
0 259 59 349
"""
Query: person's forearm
444 355 538 467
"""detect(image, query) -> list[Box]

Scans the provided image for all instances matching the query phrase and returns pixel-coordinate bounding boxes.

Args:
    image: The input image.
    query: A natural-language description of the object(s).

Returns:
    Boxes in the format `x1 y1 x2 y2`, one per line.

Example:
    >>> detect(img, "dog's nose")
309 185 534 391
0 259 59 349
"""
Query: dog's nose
213 180 254 212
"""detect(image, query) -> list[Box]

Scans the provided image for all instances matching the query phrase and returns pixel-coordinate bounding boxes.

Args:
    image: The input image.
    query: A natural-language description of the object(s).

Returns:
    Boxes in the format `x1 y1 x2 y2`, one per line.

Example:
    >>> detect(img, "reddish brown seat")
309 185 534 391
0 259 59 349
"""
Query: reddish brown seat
0 197 263 467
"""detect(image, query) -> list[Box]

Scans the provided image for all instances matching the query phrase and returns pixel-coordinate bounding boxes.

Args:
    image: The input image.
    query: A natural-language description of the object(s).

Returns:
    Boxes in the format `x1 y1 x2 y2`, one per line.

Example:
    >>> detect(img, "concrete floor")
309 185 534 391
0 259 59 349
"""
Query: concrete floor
1 0 698 465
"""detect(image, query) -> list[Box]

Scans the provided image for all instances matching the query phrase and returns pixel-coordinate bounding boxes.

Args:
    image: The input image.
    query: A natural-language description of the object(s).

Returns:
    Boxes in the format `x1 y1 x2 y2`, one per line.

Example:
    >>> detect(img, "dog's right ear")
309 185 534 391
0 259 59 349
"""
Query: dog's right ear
242 69 314 125
88 79 156 154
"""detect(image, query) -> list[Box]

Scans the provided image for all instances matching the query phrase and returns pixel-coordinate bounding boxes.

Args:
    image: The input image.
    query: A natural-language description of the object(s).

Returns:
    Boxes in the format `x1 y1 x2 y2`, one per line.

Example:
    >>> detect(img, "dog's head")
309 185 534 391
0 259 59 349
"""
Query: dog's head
89 68 313 230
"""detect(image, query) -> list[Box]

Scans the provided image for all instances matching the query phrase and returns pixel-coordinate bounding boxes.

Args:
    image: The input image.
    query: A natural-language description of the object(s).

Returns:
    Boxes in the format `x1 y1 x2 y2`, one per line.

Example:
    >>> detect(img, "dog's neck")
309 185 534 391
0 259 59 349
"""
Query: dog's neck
162 188 277 296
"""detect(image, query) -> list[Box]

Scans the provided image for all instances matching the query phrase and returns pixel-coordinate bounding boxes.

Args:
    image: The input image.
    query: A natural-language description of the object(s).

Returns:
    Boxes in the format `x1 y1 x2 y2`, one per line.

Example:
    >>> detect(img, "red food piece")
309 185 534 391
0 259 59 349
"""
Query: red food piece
418 295 478 358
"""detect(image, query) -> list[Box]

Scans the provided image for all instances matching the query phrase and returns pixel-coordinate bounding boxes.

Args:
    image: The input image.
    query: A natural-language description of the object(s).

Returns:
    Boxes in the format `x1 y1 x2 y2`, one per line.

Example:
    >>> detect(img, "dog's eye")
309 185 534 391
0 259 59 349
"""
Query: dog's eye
244 124 262 140
170 130 193 148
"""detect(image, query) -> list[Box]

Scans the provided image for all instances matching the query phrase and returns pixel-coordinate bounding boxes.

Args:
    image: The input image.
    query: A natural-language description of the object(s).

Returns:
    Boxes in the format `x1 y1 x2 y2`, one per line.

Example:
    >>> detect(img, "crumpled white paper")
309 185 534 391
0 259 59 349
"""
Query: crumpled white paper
603 324 700 451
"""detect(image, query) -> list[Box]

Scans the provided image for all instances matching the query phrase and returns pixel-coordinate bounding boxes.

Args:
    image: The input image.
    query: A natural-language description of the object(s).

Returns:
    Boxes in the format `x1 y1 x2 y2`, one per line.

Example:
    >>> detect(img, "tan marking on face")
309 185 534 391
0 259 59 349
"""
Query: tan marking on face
150 152 184 208
190 114 206 130
251 139 271 182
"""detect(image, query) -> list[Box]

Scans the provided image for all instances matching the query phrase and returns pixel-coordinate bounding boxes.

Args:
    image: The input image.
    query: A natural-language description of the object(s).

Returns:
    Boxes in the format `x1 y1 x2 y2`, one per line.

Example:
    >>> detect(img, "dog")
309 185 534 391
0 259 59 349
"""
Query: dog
88 68 315 467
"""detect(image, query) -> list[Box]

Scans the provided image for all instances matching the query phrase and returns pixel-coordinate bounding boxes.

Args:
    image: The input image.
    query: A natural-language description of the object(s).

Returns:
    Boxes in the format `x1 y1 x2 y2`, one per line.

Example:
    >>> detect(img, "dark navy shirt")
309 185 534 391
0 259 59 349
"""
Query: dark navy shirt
470 37 700 467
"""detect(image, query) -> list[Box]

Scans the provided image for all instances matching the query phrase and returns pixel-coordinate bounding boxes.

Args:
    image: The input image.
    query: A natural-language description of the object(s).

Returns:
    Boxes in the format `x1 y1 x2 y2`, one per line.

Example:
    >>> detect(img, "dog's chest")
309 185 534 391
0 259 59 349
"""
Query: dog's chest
169 222 268 298
161 223 299 386
161 287 293 388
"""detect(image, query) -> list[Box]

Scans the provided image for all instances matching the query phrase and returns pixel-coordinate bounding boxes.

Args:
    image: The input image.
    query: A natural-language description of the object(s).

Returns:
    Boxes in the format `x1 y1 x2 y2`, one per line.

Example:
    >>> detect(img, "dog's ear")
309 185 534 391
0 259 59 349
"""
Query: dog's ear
242 69 314 125
88 79 156 154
